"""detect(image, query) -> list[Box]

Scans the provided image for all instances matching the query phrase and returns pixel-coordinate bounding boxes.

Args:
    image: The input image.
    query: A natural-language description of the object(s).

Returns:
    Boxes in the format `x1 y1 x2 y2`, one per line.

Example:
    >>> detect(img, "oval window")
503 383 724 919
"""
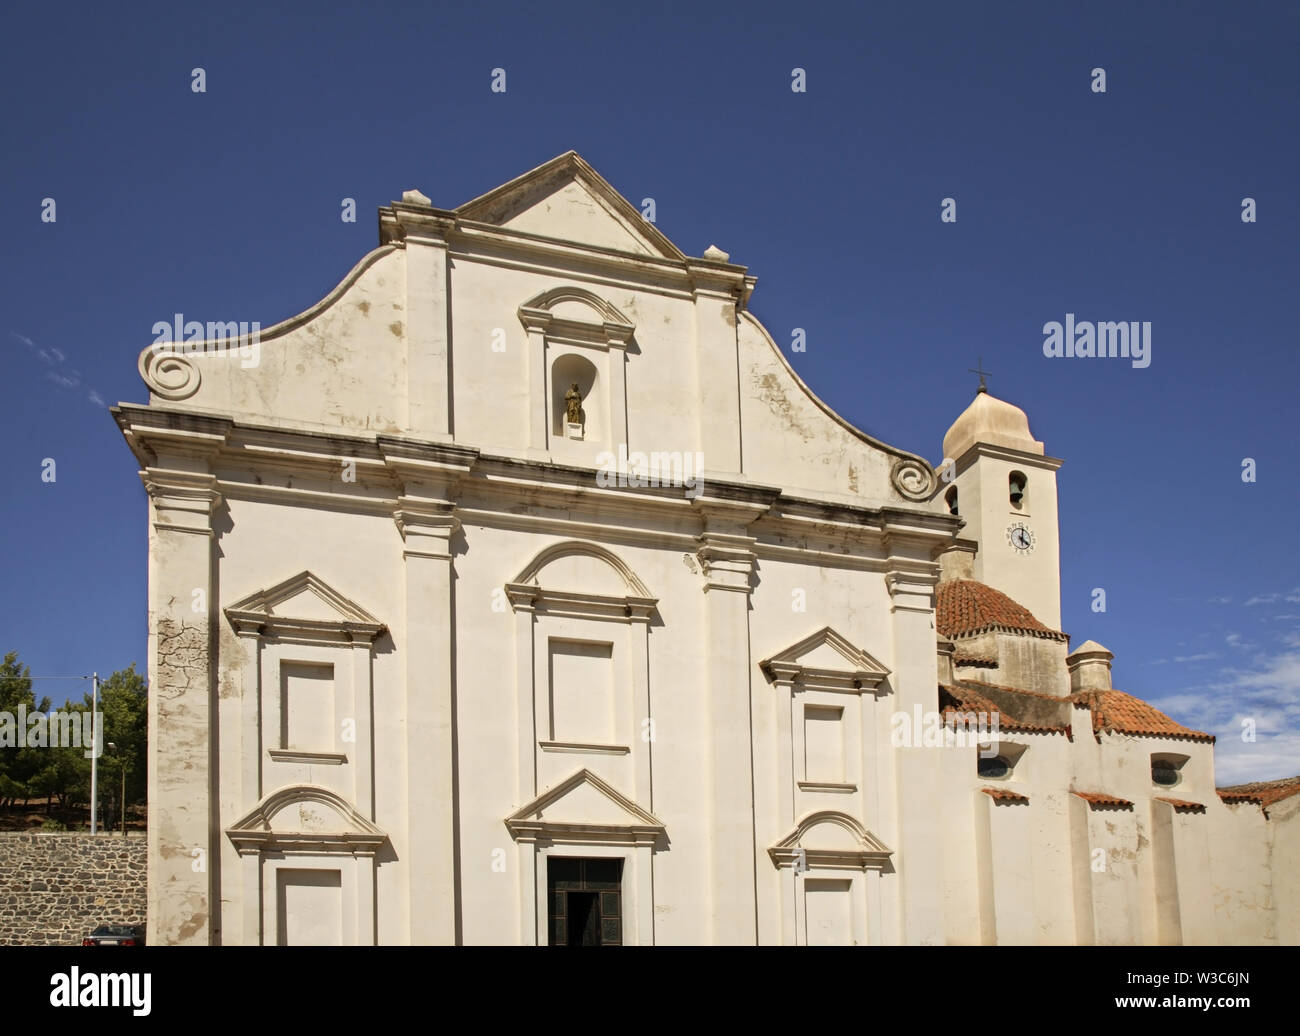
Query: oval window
1152 762 1180 786
977 756 1012 779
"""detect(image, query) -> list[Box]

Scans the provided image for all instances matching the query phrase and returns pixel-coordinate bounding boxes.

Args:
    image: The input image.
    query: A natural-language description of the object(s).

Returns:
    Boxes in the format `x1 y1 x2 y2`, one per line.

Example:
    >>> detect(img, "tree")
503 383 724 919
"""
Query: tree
82 665 147 831
0 652 51 807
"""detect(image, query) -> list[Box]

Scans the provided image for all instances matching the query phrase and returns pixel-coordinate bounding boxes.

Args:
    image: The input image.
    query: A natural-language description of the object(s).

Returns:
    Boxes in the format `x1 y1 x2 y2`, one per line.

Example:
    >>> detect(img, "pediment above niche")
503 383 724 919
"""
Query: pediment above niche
505 768 665 846
457 151 685 261
517 285 635 346
760 627 890 694
224 570 386 643
227 784 387 855
769 811 893 870
505 540 657 622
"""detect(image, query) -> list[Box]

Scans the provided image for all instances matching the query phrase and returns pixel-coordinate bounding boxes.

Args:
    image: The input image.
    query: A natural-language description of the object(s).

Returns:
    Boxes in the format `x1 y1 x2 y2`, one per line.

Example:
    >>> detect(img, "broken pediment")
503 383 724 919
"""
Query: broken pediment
224 570 386 642
456 151 686 261
769 811 893 870
759 627 890 694
505 768 665 845
227 784 387 854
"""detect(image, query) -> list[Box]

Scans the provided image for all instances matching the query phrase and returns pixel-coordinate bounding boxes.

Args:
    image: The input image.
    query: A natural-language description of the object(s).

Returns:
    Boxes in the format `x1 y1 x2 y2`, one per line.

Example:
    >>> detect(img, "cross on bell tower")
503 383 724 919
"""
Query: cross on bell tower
968 357 992 394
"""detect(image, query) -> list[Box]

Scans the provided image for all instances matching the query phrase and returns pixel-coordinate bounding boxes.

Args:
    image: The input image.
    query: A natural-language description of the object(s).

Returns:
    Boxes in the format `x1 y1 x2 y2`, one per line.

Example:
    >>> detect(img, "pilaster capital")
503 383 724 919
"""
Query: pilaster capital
378 202 457 246
140 468 222 537
393 497 459 557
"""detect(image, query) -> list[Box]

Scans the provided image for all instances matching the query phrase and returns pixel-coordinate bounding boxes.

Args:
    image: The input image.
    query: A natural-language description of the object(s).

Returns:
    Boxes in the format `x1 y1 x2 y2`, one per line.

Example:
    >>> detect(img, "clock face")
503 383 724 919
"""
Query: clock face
1006 522 1035 555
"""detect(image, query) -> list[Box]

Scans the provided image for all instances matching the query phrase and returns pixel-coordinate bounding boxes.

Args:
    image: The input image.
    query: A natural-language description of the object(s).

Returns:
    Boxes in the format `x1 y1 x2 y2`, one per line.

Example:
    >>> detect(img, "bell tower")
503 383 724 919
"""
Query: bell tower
937 372 1063 630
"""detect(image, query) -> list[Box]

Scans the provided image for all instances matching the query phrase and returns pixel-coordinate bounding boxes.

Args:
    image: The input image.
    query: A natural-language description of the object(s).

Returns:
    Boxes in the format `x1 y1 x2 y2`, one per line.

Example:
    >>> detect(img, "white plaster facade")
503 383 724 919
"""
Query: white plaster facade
114 152 1298 946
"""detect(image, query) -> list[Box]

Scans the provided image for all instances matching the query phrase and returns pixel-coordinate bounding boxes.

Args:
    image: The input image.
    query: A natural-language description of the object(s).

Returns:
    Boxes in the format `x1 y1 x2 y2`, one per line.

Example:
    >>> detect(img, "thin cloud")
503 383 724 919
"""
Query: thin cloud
46 370 79 389
11 329 103 405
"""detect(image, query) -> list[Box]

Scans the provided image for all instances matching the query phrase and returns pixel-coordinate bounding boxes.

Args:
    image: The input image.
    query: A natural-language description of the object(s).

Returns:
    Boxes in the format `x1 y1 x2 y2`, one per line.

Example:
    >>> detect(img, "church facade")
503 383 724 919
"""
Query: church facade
113 152 1299 945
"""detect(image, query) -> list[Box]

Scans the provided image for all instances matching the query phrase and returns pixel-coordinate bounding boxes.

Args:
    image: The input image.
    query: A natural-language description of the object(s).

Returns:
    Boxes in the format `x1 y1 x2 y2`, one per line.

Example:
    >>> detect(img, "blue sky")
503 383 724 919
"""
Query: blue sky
1 1 1296 783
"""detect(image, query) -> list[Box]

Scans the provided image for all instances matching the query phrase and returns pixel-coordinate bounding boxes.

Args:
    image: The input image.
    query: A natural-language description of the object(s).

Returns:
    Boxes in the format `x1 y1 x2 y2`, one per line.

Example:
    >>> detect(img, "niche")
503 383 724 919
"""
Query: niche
551 353 600 441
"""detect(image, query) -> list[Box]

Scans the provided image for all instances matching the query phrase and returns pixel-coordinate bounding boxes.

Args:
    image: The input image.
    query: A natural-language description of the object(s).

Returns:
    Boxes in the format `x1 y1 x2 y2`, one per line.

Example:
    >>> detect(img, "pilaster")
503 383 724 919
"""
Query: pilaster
134 416 231 947
689 263 747 475
693 496 768 943
390 202 456 439
380 438 477 944
883 522 946 945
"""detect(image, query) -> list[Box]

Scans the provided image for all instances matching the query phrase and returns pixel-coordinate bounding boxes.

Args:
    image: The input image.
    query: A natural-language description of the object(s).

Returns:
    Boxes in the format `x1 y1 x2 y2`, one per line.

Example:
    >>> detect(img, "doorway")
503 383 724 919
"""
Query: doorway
547 857 622 945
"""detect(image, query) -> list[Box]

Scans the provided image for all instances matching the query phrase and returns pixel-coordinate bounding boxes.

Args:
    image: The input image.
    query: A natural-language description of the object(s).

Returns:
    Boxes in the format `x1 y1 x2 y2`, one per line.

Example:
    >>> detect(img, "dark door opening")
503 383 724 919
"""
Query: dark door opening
547 857 623 946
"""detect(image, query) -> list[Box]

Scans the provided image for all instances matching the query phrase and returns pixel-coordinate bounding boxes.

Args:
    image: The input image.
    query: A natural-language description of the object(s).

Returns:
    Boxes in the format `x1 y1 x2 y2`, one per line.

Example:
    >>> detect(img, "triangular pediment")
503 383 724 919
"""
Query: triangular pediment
224 571 385 640
456 152 686 261
506 768 665 845
760 627 890 691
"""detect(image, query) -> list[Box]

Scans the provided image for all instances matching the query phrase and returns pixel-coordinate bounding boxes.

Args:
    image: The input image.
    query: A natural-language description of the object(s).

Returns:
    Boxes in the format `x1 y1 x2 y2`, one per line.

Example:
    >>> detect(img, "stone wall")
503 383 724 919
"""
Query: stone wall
0 833 146 946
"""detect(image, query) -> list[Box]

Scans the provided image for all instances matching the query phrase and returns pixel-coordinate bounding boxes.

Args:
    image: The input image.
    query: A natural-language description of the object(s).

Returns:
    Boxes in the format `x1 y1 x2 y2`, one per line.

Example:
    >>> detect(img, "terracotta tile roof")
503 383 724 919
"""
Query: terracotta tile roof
938 682 1073 737
1216 775 1300 817
973 680 1065 703
954 652 998 669
1069 689 1214 743
981 787 1029 805
941 681 1071 733
936 579 1067 641
940 682 998 714
1155 797 1206 814
1073 791 1134 811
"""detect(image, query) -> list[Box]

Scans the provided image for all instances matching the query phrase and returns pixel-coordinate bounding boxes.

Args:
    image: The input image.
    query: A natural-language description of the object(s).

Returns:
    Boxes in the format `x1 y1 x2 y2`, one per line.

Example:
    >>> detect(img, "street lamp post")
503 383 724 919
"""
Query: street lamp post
89 672 99 835
106 742 125 837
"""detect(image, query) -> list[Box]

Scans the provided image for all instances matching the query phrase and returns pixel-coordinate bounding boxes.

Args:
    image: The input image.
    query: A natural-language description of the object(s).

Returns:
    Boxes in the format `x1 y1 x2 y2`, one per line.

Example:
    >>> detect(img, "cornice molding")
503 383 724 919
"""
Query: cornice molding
505 539 657 620
115 410 962 558
760 626 891 696
768 811 894 870
223 570 386 643
951 441 1065 475
226 784 388 856
504 767 666 846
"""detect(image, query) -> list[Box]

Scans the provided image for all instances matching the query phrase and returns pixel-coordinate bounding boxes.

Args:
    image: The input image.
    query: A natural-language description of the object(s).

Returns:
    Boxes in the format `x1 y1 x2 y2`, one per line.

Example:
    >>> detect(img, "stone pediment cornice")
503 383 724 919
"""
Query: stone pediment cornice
379 152 757 307
452 151 687 262
517 285 635 345
227 784 388 856
504 768 665 846
506 540 657 621
760 627 890 695
224 570 385 642
768 811 894 870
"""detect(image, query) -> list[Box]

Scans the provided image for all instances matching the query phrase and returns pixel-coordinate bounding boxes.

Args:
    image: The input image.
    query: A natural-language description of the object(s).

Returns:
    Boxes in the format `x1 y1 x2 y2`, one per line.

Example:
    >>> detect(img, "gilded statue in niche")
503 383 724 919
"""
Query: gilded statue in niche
564 383 583 425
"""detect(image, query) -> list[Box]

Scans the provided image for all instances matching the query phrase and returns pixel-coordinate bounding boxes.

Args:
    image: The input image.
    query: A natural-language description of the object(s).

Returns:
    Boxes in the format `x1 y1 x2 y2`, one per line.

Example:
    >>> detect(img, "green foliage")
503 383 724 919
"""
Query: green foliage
0 654 148 824
0 652 50 805
83 664 147 825
40 817 67 831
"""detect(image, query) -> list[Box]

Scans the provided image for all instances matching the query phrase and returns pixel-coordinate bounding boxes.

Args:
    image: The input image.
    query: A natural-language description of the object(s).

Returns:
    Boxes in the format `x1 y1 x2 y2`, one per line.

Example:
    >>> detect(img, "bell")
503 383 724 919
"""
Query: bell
1009 480 1025 505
